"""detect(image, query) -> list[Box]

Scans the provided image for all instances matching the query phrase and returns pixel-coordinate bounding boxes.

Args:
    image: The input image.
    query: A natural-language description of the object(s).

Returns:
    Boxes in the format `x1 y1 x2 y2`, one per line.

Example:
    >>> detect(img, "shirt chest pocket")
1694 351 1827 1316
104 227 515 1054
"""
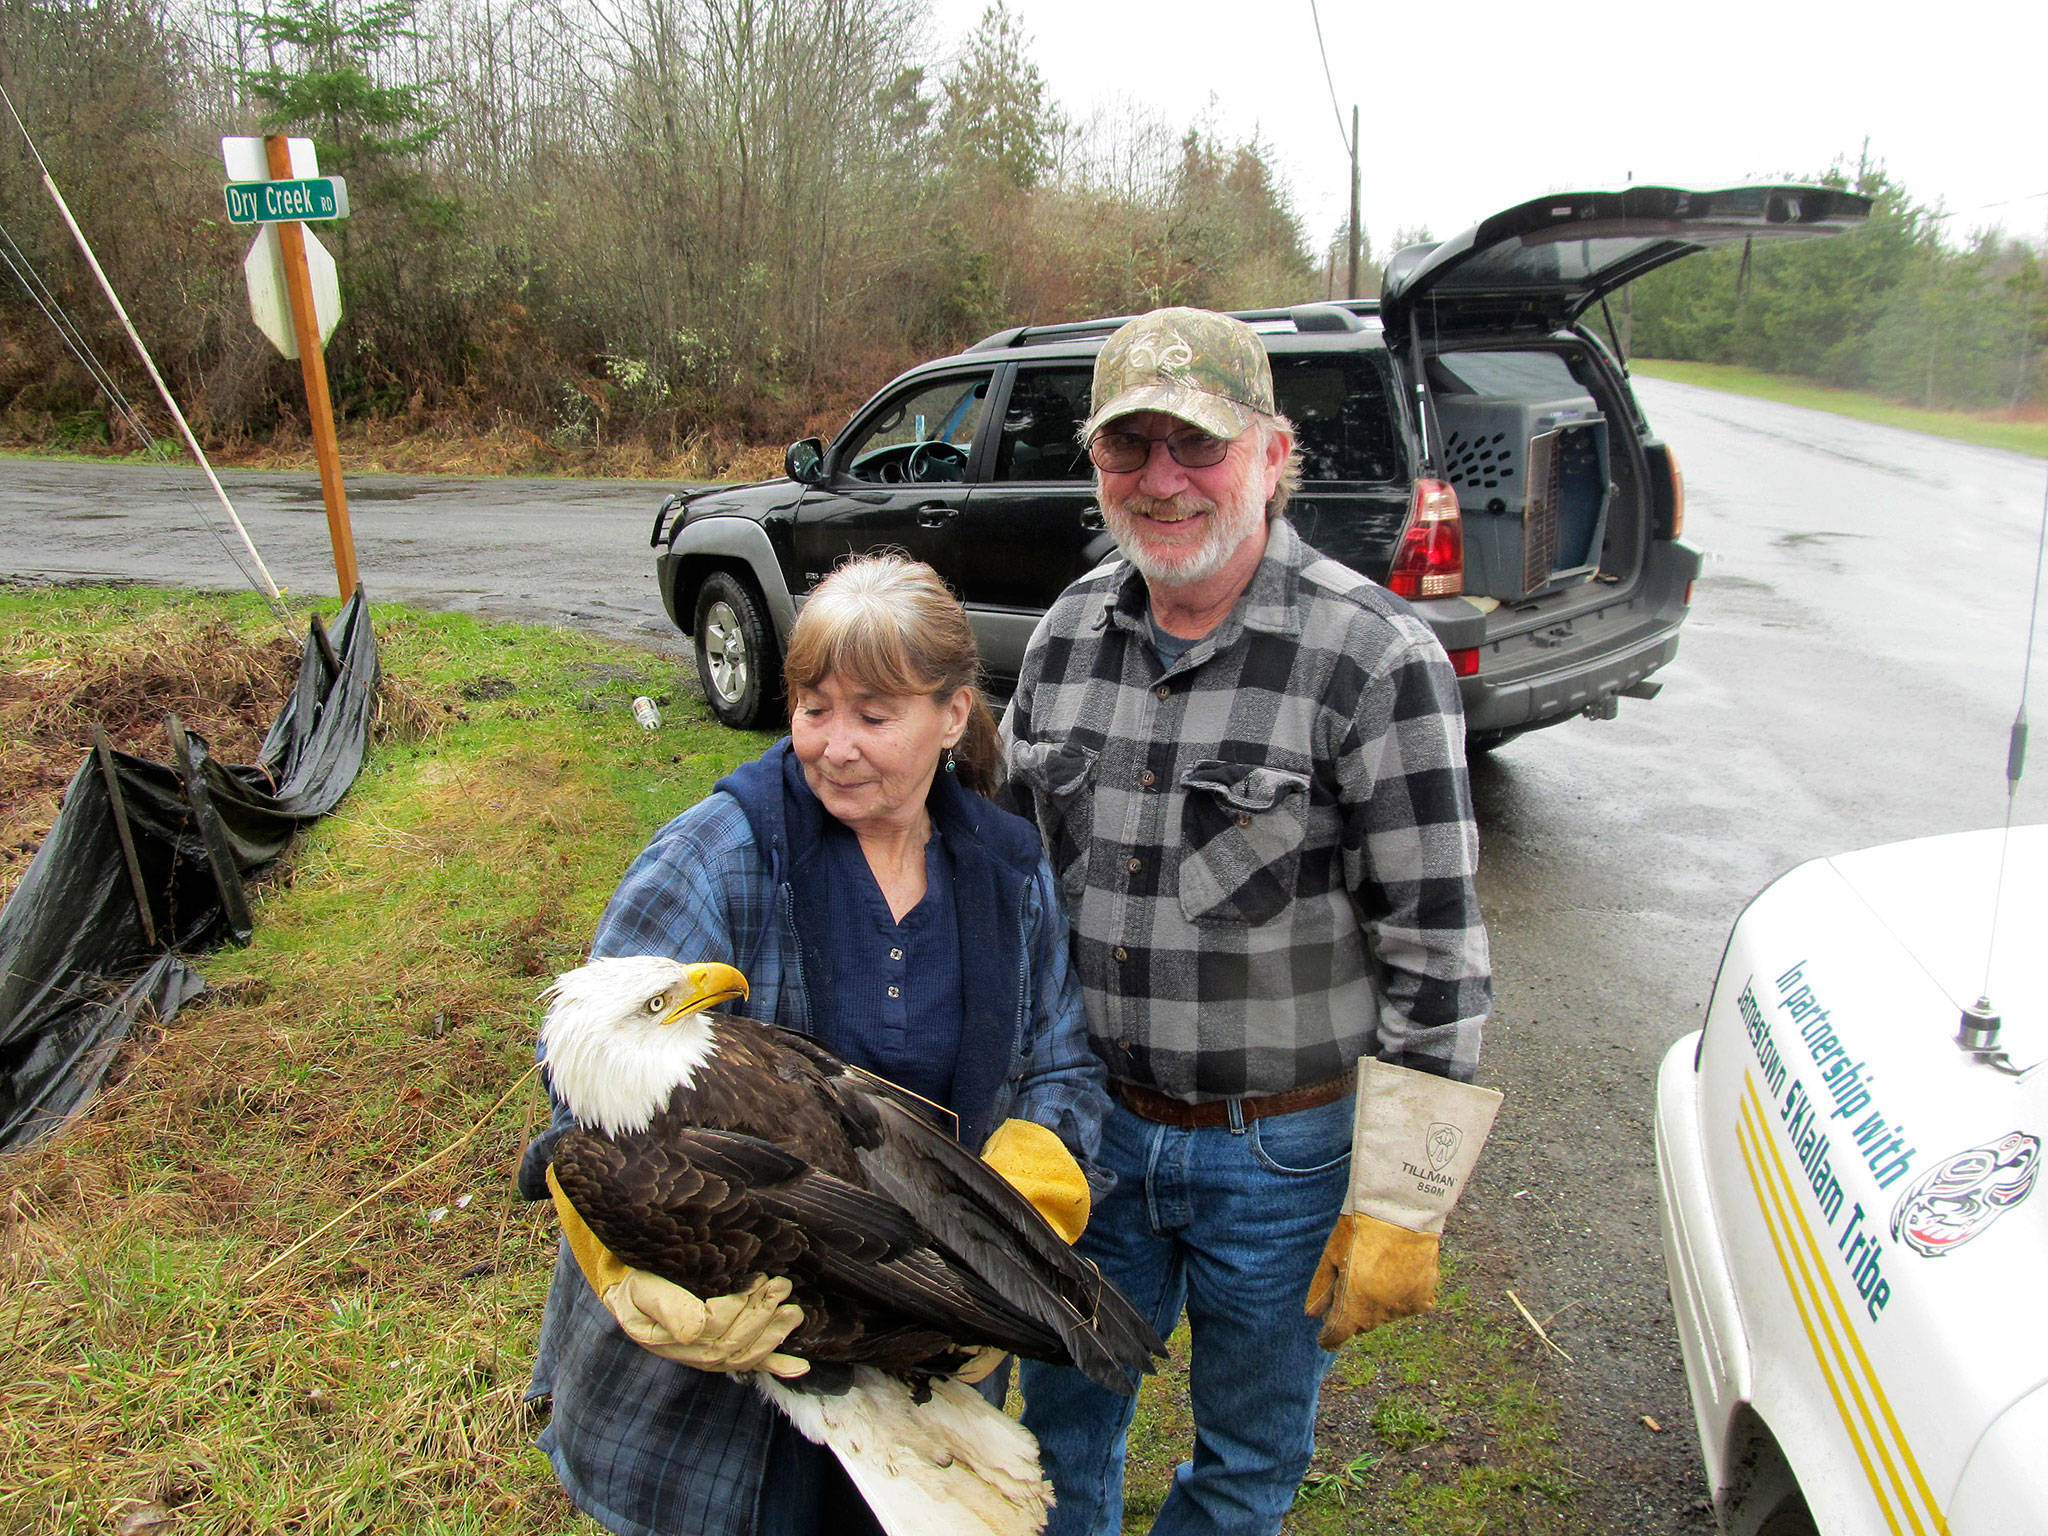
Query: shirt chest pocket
1177 761 1310 926
1007 739 1099 904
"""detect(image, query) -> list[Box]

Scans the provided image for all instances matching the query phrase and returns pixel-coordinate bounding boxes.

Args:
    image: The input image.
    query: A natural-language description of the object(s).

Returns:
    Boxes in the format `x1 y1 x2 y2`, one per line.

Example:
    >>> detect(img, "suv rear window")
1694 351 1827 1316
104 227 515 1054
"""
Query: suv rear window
1273 355 1400 483
1429 349 1580 397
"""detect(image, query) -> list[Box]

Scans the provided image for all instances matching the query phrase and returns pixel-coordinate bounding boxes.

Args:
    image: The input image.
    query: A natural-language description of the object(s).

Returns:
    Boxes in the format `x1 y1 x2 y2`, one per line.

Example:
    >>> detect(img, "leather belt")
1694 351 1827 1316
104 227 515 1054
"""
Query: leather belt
1111 1072 1352 1129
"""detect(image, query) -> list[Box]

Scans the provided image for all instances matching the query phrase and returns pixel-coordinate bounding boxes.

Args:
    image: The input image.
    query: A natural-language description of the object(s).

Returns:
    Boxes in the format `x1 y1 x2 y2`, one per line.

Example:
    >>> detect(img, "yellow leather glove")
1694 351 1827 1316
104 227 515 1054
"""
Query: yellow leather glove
547 1165 810 1378
1303 1211 1441 1349
982 1117 1091 1244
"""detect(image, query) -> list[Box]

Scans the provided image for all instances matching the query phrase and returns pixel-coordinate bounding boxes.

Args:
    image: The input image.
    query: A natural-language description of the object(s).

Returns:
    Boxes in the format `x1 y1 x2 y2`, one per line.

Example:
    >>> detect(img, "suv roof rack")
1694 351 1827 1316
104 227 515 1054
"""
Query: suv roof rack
966 299 1381 353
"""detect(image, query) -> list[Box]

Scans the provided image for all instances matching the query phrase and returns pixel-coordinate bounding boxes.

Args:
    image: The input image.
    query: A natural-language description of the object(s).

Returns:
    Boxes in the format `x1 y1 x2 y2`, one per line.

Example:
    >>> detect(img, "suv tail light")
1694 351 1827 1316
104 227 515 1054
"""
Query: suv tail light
1667 446 1686 539
1388 479 1464 599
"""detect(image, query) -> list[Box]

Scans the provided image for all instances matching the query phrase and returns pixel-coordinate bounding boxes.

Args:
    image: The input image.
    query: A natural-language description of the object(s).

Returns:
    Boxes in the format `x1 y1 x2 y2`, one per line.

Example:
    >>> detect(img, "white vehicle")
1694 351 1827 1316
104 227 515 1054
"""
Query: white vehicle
1655 824 2047 1536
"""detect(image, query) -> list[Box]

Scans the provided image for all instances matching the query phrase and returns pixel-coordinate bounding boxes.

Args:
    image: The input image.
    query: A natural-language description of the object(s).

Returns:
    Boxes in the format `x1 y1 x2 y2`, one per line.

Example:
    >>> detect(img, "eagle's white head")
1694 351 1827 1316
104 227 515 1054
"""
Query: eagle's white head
538 956 749 1136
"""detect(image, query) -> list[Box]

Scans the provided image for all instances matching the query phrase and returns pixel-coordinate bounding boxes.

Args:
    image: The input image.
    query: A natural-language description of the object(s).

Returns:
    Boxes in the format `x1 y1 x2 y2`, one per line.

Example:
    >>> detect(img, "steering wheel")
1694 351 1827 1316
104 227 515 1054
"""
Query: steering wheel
907 440 968 483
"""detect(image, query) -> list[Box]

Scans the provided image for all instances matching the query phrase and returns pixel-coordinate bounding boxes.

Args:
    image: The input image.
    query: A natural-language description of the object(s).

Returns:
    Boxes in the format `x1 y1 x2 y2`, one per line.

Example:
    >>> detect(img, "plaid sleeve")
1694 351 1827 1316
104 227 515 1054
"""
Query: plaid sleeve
1337 615 1491 1081
591 794 769 968
995 611 1049 818
1009 858 1111 1175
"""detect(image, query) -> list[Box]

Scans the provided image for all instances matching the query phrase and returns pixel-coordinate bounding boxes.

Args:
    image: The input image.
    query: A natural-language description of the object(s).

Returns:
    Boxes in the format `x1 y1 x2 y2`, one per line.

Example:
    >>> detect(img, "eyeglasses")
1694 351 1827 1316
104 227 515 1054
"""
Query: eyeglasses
1086 425 1231 474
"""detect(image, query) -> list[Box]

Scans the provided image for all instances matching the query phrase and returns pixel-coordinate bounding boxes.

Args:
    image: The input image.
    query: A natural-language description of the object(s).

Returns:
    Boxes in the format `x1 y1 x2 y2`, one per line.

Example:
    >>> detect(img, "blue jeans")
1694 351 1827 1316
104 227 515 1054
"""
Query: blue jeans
1021 1095 1351 1536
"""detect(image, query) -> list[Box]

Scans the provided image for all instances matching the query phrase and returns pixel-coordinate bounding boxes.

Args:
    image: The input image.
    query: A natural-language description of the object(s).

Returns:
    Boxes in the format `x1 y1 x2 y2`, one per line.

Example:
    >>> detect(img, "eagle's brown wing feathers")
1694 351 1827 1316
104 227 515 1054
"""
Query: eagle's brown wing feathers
554 1122 1052 1367
851 1094 1168 1391
552 1008 1165 1388
549 1125 799 1299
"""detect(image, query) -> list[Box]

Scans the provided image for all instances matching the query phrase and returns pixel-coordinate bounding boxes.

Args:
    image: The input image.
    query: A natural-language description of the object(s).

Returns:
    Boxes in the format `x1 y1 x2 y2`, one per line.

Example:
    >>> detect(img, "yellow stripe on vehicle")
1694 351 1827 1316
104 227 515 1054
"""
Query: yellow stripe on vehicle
1738 1079 1945 1528
1735 1076 1948 1536
1734 1097 1903 1535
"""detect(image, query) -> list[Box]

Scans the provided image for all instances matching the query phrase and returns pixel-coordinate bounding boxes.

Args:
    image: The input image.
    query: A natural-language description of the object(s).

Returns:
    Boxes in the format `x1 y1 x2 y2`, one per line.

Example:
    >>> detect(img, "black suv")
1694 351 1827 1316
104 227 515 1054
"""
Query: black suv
651 184 1868 748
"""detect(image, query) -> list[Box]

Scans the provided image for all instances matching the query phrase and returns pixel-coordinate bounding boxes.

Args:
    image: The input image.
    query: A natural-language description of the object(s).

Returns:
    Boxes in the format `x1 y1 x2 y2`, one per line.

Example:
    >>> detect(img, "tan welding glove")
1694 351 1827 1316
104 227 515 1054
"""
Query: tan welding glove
982 1117 1091 1244
547 1165 810 1378
1305 1058 1503 1350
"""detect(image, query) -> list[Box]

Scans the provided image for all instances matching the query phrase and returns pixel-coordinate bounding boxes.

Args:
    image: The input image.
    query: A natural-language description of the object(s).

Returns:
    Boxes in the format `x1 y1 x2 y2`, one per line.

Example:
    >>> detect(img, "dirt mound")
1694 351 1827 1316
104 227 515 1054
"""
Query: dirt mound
0 614 299 901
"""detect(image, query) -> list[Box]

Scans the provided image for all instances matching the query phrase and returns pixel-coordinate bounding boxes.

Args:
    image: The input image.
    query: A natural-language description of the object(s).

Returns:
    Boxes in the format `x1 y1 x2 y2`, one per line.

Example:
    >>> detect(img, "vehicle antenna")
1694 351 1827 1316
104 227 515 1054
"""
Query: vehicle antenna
1963 469 2048 1063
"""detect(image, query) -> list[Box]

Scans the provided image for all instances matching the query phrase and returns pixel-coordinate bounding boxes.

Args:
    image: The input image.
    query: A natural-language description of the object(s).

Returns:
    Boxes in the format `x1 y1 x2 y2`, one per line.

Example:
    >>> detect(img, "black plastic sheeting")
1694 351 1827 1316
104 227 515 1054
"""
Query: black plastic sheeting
0 591 378 1150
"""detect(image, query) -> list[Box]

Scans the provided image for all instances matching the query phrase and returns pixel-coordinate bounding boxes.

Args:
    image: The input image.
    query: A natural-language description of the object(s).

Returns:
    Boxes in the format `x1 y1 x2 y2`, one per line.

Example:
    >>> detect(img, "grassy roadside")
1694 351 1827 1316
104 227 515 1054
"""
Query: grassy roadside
0 588 1578 1534
1 586 751 1534
1629 358 2048 459
1124 1249 1581 1535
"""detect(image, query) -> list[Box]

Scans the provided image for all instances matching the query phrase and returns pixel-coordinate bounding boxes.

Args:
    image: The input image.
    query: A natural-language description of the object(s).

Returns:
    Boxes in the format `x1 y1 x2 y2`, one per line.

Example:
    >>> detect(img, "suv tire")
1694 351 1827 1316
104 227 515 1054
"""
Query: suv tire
693 571 776 729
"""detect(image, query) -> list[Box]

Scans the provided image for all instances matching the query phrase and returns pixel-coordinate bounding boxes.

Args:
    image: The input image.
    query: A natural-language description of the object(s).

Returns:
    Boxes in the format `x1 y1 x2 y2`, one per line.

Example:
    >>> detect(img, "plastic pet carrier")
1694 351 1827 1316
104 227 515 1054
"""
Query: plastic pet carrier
1437 393 1610 602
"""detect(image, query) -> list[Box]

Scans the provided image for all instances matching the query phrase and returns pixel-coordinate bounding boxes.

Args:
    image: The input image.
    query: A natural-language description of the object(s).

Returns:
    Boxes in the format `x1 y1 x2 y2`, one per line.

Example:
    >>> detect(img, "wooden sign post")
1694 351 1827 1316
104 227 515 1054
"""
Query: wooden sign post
263 135 356 596
221 134 358 598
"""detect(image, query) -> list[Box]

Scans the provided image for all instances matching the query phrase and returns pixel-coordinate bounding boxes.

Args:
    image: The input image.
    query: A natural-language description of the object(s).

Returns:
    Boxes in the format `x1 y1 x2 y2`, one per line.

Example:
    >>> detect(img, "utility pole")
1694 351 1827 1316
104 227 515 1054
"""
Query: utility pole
1346 104 1361 299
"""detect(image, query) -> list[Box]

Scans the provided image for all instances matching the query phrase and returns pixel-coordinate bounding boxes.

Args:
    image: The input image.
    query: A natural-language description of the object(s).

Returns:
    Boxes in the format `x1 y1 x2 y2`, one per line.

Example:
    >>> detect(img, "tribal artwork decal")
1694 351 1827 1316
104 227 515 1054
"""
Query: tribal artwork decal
1889 1131 2040 1257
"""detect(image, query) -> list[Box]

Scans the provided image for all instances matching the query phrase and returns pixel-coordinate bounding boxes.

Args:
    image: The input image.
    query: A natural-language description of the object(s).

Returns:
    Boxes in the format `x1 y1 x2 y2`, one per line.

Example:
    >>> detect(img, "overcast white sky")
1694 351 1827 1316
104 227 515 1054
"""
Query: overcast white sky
931 0 2048 262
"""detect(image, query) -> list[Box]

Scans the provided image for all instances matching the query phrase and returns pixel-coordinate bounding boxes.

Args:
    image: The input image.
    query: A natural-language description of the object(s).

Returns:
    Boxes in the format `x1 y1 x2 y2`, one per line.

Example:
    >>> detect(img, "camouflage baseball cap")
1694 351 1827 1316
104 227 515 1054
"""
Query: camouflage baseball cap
1084 307 1276 442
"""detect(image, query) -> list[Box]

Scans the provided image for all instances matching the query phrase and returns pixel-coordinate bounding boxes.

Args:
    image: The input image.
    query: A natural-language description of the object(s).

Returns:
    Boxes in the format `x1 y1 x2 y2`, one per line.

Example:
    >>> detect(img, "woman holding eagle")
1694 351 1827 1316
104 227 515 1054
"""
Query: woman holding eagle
517 554 1126 1536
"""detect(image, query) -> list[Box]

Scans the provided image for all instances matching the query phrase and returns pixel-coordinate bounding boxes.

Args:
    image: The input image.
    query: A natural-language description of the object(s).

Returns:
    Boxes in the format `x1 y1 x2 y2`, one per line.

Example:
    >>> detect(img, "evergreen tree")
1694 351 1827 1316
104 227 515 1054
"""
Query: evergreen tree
230 0 456 416
938 3 1058 192
1628 159 1937 389
232 0 442 164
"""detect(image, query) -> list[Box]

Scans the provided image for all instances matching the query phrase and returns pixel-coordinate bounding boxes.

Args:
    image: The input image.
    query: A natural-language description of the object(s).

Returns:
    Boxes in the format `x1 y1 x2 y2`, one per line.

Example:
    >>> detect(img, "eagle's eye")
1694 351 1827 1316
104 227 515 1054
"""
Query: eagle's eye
644 993 668 1016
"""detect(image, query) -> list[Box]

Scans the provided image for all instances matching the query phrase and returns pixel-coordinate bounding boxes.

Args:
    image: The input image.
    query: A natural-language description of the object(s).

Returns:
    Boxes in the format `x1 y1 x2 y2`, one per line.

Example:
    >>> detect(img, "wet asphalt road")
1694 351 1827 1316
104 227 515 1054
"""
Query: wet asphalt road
0 459 693 650
3 386 2045 1530
1461 380 2044 1531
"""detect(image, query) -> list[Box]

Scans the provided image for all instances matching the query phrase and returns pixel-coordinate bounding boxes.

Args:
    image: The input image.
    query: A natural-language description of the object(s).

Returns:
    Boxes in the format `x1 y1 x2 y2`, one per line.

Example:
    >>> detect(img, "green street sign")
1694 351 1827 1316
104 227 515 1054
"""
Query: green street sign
222 176 350 225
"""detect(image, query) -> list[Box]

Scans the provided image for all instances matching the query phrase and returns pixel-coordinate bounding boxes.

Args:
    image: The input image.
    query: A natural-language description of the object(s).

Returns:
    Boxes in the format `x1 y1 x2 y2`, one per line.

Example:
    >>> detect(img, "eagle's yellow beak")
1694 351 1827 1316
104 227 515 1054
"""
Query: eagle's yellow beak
660 961 750 1022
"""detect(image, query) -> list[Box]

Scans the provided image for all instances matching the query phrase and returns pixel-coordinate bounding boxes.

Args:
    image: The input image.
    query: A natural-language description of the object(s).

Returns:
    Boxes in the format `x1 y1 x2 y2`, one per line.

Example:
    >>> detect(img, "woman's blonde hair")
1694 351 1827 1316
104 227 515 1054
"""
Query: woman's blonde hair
782 552 1001 797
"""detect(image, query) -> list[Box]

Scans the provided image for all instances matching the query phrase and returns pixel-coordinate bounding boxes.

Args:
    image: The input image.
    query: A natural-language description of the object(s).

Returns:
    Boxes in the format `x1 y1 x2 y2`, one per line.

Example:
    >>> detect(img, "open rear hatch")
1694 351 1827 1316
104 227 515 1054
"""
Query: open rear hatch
1382 184 1870 604
1380 183 1873 338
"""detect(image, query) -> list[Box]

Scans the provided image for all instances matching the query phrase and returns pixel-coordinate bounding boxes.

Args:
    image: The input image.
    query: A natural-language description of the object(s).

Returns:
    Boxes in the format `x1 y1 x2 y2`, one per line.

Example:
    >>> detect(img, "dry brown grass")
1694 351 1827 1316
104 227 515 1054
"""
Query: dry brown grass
0 612 299 899
0 604 445 905
0 745 620 1534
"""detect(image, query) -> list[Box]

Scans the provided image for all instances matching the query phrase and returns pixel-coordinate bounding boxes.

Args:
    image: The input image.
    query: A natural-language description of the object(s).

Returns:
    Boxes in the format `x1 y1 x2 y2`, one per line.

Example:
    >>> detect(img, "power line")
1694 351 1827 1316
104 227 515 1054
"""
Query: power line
1928 190 2048 222
0 215 283 604
1304 0 1352 159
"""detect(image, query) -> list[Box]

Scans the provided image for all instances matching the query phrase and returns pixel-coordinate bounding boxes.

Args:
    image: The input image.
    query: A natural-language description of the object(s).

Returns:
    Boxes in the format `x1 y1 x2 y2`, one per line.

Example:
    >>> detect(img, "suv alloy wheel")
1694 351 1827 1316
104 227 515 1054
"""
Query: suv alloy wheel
693 570 774 729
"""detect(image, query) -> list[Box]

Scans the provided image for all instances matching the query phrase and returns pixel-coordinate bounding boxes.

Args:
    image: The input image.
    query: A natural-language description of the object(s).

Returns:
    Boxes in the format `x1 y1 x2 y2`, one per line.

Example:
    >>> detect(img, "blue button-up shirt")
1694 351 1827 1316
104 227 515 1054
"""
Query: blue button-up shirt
821 820 963 1109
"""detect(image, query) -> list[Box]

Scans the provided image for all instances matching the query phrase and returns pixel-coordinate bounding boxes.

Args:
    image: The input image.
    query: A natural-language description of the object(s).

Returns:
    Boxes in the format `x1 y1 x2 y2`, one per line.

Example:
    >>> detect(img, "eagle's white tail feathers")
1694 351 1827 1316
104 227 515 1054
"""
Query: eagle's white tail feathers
756 1368 1051 1536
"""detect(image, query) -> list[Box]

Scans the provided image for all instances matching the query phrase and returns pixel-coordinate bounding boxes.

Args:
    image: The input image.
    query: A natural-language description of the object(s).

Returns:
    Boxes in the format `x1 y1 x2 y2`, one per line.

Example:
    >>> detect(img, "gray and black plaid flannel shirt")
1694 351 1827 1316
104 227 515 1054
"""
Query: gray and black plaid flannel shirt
1002 519 1490 1098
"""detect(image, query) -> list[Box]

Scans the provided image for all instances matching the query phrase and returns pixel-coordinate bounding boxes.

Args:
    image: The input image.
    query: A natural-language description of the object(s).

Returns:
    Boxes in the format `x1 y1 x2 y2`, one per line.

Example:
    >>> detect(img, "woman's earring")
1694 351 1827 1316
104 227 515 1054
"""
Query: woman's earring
943 746 957 774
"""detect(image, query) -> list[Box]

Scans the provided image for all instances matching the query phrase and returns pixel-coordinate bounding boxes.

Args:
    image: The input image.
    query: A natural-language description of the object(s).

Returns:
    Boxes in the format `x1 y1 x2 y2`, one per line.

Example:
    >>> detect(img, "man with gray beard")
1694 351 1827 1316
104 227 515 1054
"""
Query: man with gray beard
1001 307 1492 1535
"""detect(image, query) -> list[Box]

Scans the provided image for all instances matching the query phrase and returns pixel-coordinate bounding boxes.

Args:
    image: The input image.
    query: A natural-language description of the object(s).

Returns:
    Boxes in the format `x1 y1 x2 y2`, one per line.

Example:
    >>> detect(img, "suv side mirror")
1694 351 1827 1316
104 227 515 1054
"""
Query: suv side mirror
785 438 826 486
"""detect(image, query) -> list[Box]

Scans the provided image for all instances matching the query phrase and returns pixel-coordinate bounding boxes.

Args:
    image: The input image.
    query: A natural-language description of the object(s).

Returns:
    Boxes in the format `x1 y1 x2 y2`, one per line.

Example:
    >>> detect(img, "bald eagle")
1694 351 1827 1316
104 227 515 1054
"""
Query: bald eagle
538 955 1166 1536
